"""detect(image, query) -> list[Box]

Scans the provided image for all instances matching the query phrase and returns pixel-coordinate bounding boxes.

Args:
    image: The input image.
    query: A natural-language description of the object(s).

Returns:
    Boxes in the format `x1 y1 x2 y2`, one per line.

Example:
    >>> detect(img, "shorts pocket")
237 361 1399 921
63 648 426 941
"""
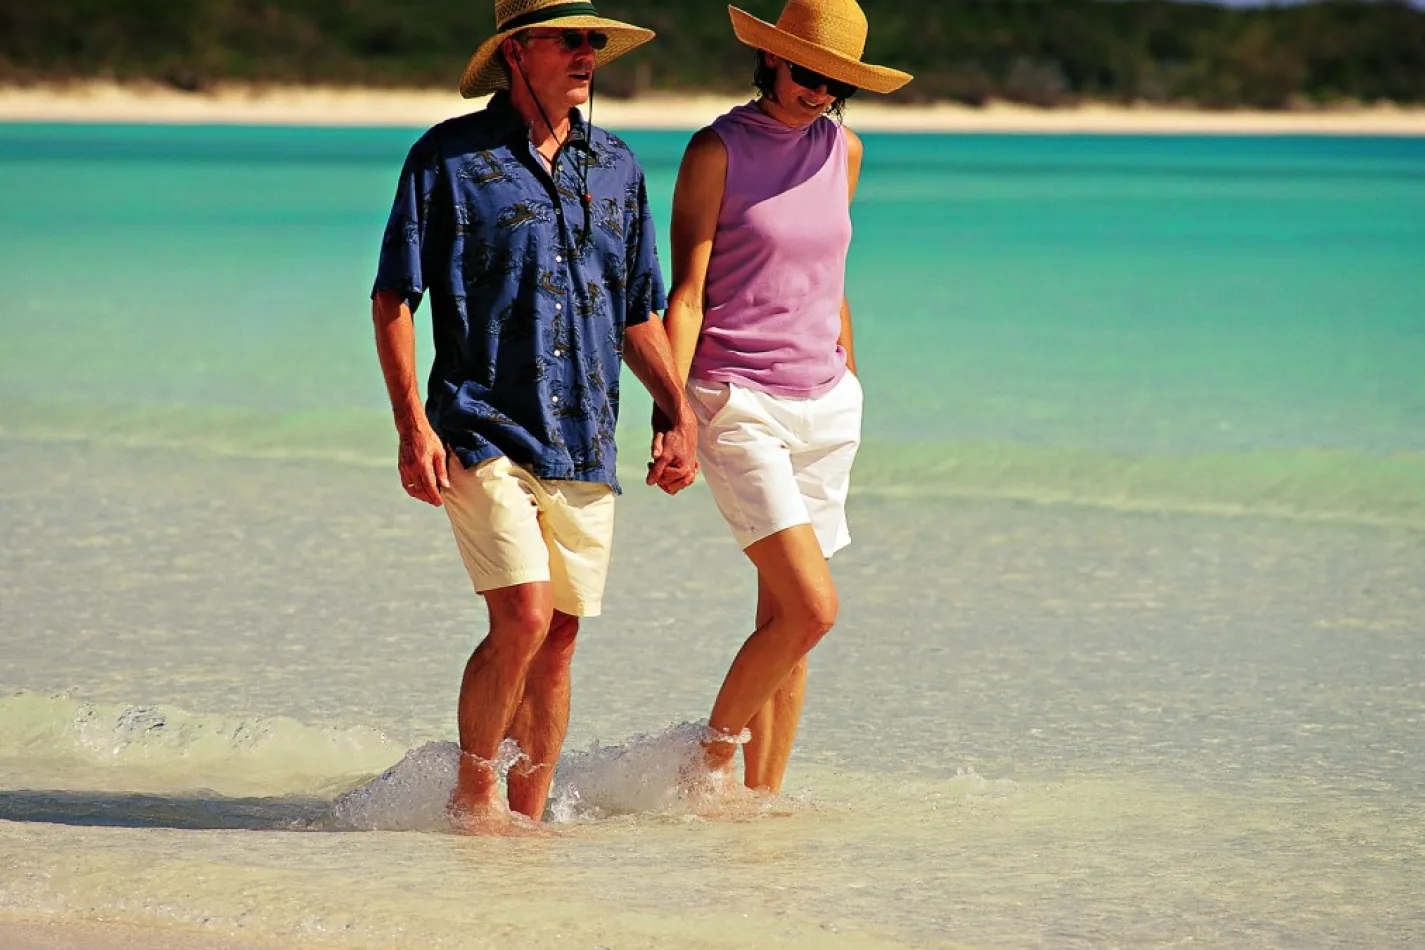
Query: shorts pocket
840 370 864 407
687 379 737 427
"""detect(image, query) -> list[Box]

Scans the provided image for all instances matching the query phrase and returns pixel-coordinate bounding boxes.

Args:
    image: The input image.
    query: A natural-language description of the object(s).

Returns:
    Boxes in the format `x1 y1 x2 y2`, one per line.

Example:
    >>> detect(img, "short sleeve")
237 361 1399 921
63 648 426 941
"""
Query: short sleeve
371 132 444 312
623 170 667 328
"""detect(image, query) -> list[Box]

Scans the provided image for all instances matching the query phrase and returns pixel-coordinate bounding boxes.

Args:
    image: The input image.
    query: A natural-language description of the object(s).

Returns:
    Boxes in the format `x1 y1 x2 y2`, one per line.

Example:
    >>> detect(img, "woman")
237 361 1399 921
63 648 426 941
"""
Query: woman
663 0 911 792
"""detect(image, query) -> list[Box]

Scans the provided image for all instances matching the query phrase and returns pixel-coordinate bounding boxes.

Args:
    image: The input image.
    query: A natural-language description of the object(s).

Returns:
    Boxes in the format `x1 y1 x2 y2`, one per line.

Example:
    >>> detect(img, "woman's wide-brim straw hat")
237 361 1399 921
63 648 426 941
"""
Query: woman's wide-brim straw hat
728 0 912 96
459 0 656 99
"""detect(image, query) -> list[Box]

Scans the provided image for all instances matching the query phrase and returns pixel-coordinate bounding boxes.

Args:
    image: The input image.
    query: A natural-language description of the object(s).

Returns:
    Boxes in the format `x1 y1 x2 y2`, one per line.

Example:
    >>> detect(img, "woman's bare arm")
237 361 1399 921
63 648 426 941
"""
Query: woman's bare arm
839 129 865 374
664 127 729 385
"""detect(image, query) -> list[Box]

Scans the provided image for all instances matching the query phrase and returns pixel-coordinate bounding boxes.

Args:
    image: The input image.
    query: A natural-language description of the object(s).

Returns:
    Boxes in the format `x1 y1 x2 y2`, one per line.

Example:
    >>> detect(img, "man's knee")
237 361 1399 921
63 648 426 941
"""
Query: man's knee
539 613 580 661
485 588 556 660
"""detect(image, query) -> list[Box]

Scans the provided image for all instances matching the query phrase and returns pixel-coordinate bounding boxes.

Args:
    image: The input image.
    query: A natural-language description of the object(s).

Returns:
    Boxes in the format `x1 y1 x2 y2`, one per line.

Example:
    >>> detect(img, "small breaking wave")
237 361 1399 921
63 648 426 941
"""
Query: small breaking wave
0 690 406 798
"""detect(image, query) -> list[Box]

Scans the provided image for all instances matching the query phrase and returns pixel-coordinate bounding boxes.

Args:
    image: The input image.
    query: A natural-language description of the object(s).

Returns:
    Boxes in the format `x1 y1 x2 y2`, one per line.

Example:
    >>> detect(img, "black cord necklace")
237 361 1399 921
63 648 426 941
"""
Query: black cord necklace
518 70 595 246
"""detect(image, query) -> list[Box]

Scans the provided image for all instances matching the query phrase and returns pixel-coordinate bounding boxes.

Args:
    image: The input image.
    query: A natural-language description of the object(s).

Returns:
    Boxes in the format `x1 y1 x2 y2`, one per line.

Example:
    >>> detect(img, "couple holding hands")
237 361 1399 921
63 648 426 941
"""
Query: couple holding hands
370 0 910 829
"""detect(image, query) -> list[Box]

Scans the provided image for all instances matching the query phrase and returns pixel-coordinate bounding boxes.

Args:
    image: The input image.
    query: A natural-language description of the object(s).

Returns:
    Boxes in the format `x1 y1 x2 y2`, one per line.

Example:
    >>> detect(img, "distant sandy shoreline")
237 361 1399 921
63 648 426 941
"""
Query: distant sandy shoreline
3 82 1425 135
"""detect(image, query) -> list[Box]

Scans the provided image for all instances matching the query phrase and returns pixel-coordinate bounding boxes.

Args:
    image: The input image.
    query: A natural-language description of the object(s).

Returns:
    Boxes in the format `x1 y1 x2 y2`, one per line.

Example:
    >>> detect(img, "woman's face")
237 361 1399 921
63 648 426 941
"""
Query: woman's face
766 54 837 125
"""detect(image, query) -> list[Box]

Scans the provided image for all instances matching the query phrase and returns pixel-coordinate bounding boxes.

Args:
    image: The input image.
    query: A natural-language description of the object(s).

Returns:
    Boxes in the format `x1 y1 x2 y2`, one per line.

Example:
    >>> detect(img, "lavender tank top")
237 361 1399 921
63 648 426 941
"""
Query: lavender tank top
692 102 852 398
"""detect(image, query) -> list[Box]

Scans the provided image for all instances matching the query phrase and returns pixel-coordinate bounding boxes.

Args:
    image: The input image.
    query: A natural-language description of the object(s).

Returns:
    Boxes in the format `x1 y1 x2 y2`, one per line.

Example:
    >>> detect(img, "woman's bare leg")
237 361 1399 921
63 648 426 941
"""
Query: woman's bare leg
704 525 835 774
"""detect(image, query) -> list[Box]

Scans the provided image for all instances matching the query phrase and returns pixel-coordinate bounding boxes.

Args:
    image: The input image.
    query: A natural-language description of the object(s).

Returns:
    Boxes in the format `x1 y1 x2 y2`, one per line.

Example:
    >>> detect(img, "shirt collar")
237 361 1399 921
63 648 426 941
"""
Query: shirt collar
567 107 594 153
486 90 594 152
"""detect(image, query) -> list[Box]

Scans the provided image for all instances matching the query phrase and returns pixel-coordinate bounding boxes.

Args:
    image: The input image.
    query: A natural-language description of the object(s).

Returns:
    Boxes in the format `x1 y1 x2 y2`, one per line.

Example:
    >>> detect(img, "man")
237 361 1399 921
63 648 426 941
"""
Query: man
370 0 697 831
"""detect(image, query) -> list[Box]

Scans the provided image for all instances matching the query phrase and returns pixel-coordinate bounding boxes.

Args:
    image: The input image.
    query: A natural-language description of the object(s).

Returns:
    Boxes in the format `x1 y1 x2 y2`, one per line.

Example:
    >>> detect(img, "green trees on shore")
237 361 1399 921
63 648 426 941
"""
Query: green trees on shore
2 0 1422 107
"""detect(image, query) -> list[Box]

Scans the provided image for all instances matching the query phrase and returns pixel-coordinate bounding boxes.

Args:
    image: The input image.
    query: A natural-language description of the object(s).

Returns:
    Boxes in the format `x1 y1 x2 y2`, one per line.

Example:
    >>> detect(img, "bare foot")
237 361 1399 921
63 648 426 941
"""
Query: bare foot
676 761 801 821
447 784 559 837
701 744 737 776
677 751 739 807
445 750 560 837
699 724 748 774
447 803 554 837
447 758 511 835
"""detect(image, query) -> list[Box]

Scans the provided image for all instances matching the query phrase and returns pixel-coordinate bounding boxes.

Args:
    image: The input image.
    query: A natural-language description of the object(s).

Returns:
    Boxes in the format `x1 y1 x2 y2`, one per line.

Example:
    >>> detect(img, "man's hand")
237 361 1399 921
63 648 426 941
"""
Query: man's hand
398 420 451 507
649 404 699 494
622 316 699 494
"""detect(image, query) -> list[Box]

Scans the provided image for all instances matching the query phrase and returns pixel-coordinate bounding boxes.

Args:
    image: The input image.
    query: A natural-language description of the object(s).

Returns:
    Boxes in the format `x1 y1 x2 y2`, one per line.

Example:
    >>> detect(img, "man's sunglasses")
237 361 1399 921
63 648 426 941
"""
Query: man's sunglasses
787 62 858 100
528 30 610 52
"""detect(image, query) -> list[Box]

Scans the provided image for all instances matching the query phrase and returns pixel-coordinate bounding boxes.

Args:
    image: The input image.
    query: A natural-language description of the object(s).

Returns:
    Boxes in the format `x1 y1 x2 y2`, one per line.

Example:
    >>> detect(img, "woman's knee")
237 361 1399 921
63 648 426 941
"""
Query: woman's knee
785 586 838 648
748 527 839 648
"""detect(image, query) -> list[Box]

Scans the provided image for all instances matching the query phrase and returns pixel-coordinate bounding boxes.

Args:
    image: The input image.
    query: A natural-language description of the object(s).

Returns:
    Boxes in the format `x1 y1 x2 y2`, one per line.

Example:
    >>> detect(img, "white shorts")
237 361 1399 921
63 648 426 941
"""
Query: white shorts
687 372 863 558
442 456 616 618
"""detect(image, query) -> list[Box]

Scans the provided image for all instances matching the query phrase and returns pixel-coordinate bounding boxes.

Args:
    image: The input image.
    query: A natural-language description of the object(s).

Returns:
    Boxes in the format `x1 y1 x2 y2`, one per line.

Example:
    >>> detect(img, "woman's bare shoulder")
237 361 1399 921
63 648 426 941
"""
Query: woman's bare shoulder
685 126 728 160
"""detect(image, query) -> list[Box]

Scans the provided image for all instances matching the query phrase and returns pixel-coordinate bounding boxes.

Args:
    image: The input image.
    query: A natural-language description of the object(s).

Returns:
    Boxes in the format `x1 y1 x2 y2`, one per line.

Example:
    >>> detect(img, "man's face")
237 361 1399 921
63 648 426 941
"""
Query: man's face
506 29 601 109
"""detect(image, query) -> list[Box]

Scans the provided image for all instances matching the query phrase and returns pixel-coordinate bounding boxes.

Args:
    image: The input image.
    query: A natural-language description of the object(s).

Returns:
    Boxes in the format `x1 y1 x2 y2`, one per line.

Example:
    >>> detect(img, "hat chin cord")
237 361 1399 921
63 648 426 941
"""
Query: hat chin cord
516 62 596 245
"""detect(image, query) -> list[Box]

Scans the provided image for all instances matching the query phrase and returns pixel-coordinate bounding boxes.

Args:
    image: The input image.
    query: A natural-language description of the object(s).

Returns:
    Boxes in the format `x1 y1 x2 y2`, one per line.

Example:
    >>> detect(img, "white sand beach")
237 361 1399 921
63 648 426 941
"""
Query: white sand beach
3 81 1425 133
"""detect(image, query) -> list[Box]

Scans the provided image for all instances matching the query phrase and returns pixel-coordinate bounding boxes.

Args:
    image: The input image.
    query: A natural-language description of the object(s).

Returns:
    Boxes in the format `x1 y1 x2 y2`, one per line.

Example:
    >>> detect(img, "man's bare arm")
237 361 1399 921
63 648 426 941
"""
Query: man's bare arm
373 289 449 506
623 317 699 493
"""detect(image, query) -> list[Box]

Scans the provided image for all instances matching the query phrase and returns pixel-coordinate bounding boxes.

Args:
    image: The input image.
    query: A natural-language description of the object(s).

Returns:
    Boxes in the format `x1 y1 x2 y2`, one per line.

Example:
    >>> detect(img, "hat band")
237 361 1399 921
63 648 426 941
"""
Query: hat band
500 2 601 32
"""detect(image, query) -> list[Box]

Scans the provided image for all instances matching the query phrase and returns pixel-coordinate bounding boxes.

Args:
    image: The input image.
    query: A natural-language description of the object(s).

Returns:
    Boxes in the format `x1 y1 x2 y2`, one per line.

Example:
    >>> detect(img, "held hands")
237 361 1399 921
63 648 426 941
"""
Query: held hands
648 403 699 495
398 420 450 507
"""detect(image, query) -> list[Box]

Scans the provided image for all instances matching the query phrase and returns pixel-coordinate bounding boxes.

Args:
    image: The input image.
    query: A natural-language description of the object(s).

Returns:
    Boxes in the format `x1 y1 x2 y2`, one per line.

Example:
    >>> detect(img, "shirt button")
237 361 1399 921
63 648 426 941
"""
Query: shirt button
555 303 563 312
555 255 563 264
551 395 561 404
552 349 563 358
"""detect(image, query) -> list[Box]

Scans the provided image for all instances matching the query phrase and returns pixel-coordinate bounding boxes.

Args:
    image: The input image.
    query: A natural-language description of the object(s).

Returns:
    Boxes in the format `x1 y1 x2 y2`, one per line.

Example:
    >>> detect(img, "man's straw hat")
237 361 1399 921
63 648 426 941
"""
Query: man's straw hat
459 0 656 99
728 0 912 96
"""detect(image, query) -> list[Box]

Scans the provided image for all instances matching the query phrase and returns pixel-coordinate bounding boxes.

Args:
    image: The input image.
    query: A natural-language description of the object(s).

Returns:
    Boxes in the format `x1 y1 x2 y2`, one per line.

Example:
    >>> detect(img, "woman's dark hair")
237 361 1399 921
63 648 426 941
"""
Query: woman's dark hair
752 50 848 122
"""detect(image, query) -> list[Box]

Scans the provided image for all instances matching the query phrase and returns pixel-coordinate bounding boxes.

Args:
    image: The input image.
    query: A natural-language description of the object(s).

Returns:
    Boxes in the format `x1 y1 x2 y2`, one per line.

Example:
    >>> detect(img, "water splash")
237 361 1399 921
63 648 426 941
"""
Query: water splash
325 722 791 831
327 740 522 833
547 721 787 823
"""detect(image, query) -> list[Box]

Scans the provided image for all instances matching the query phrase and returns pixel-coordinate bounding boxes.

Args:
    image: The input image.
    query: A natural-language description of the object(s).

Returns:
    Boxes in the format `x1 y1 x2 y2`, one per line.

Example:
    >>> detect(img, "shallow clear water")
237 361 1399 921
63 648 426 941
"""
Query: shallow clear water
0 123 1422 948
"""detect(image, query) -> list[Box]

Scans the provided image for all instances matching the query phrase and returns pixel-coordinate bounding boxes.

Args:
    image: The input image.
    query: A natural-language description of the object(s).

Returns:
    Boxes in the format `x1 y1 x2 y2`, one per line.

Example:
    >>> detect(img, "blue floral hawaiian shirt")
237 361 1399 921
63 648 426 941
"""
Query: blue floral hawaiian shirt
372 91 666 491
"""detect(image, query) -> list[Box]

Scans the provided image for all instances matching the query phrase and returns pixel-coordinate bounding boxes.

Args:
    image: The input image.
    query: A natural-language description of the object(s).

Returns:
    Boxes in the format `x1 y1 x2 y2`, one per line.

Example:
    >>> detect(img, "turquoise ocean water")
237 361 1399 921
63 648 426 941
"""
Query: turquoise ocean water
2 125 1422 523
1 123 1423 949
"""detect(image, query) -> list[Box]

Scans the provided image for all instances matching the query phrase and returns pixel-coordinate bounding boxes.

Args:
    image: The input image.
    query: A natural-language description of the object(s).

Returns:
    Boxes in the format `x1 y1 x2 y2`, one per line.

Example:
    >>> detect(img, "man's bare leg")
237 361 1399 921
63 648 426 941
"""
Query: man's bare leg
505 611 579 820
450 582 554 824
704 525 836 774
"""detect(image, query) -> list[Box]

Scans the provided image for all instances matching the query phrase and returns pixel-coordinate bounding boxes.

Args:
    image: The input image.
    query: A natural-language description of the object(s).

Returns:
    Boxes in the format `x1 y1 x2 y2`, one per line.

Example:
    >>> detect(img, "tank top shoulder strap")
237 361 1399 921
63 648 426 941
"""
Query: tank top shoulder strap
825 119 849 187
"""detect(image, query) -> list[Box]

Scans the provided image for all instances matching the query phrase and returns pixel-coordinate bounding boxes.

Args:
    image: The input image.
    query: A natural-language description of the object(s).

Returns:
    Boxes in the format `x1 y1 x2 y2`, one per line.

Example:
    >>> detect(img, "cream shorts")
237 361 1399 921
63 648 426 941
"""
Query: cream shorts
442 455 616 618
688 371 863 558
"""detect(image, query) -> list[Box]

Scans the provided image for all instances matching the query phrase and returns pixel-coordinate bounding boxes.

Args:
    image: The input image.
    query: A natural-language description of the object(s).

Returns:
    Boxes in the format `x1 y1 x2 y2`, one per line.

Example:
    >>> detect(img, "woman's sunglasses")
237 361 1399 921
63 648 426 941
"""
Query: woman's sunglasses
787 62 858 100
528 30 610 52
